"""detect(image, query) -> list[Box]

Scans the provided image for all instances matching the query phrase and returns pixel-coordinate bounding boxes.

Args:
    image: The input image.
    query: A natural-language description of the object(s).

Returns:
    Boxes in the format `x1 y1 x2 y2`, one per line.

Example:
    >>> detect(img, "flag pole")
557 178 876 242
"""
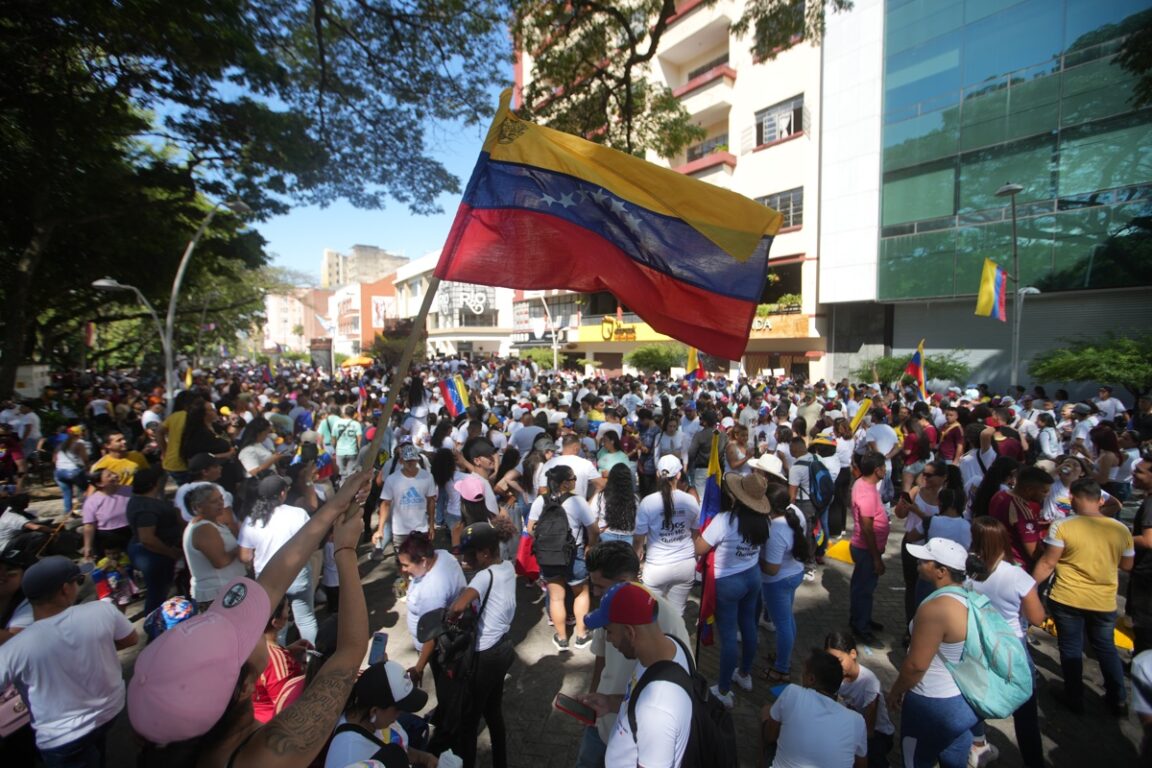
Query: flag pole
344 275 442 520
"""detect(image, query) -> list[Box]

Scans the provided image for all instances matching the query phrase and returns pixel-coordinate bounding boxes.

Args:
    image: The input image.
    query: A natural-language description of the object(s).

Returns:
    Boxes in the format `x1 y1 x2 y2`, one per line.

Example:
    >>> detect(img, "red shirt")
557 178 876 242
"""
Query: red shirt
253 642 306 723
989 491 1044 566
938 423 964 461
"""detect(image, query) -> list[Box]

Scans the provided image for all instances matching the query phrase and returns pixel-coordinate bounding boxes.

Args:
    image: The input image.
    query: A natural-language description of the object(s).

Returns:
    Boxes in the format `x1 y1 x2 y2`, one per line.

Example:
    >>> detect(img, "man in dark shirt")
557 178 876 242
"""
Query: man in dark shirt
1130 456 1152 653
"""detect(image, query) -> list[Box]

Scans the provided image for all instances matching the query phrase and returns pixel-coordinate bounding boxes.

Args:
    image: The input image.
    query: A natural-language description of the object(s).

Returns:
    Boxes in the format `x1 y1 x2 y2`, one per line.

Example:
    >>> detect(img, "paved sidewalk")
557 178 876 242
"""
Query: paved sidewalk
17 488 1145 767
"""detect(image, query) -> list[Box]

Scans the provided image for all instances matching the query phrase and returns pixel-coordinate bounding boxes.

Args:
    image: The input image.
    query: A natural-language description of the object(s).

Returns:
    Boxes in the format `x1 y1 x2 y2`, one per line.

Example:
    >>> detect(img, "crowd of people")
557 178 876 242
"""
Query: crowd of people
0 356 1149 768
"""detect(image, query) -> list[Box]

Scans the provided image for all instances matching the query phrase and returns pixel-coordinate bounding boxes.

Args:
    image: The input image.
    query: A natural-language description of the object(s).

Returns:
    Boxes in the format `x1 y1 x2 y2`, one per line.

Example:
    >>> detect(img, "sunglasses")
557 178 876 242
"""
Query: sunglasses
921 471 938 478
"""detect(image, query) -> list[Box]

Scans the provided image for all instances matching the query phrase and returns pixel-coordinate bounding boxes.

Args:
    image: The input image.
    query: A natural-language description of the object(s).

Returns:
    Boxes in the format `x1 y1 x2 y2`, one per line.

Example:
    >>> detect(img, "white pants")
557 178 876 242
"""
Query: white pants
642 557 696 618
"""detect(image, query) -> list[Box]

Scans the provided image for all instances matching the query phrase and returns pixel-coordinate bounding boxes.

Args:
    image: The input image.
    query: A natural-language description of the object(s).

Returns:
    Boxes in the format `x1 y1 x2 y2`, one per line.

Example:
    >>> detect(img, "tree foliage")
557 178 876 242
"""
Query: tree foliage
851 350 972 388
515 0 851 157
1029 334 1152 399
626 343 686 374
519 347 557 370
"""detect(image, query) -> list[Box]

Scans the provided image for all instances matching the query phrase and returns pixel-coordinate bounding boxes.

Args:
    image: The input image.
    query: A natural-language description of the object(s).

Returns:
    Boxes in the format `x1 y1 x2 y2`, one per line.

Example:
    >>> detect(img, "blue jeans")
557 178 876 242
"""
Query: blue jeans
762 571 803 674
39 719 114 768
574 725 606 768
435 492 448 527
55 467 87 515
714 565 761 692
599 531 633 544
279 565 317 645
900 691 978 768
129 541 176 617
1049 598 1126 707
849 545 880 635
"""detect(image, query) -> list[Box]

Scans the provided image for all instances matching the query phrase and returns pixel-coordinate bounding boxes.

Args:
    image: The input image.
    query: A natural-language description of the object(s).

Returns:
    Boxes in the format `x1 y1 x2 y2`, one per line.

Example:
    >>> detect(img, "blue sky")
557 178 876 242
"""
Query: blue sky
257 117 492 282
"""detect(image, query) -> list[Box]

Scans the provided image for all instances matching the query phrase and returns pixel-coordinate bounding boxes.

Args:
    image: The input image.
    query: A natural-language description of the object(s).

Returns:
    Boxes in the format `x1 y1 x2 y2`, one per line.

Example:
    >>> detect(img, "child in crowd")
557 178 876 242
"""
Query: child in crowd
824 631 896 768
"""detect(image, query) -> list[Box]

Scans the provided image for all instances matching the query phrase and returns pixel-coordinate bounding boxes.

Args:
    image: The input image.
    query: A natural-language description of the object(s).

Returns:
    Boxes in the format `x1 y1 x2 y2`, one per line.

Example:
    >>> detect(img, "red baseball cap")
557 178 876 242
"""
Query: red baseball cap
584 582 656 629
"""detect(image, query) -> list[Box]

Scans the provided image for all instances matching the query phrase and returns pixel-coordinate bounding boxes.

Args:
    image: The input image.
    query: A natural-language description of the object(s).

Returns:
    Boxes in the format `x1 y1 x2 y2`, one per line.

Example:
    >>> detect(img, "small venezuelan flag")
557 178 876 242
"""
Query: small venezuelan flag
696 432 723 646
975 258 1008 322
439 375 470 419
904 339 928 401
685 347 705 381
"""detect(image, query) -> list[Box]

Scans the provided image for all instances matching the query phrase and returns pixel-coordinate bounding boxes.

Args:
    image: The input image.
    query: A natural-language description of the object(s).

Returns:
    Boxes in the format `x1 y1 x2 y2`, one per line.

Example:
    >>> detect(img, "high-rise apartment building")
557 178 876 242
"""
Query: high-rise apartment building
320 244 409 288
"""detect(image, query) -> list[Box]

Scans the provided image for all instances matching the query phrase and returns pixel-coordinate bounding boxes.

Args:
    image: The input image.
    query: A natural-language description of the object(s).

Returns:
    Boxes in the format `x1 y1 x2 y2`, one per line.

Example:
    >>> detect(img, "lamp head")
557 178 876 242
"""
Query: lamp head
995 182 1024 198
92 278 128 291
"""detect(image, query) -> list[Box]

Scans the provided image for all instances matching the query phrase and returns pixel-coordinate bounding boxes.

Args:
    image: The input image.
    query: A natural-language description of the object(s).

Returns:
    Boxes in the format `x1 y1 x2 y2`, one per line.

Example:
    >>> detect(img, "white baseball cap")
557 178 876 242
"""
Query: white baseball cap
906 537 968 571
657 454 683 477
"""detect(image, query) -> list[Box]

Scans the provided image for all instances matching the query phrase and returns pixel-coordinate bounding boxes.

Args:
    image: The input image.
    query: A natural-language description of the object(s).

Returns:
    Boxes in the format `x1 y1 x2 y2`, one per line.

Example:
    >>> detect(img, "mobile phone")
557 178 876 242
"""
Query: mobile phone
368 631 388 665
553 692 597 725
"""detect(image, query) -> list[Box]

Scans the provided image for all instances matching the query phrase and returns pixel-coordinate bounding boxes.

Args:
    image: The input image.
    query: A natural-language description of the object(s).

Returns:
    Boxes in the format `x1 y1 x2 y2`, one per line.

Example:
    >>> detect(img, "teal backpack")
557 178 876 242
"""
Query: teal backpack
930 585 1033 720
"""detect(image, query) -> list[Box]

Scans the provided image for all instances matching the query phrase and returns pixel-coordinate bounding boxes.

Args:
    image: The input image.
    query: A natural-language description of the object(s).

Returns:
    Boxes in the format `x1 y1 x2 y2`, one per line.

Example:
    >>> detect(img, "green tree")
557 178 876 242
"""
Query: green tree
1030 334 1152 399
515 0 851 157
519 347 557 370
851 350 972 388
626 343 686 374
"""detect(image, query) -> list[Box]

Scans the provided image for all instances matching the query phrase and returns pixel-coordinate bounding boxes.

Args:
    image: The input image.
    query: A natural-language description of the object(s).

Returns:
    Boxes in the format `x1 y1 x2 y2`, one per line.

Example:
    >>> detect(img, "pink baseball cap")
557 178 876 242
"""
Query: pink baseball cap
454 474 487 502
128 578 271 744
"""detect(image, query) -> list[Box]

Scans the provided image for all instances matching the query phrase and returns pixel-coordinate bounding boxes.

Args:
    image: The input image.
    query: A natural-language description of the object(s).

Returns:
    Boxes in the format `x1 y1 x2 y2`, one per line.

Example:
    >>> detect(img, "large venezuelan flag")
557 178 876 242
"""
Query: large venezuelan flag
435 90 783 361
975 258 1008 322
904 339 927 401
696 431 723 646
438 375 470 419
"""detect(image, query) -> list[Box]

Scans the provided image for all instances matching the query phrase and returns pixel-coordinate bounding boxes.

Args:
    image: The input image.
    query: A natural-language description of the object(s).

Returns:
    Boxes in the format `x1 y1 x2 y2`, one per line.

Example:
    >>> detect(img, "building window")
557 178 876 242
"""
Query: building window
755 95 803 145
686 53 729 82
757 188 803 228
686 133 729 162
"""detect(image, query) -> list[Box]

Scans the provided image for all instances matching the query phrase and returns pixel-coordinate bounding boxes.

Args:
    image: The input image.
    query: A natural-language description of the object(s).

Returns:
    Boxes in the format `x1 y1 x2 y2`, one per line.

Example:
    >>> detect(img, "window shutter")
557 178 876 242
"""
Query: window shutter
741 125 756 154
803 104 812 138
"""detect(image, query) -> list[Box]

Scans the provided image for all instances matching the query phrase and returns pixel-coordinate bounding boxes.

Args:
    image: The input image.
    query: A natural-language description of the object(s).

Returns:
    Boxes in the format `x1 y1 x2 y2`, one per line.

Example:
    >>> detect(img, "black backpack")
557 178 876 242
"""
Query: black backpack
532 493 577 568
627 635 738 768
801 457 835 514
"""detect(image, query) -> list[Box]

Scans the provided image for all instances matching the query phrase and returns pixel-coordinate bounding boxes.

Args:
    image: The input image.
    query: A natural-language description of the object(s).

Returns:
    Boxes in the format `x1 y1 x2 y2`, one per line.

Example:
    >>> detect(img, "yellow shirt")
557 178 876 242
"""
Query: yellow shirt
1046 515 1134 612
90 452 148 484
161 411 188 472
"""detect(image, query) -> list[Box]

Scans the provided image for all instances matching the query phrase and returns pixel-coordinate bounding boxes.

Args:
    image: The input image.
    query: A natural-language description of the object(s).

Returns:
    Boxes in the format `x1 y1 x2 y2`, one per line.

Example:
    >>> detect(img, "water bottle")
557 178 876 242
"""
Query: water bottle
438 750 463 768
371 537 386 562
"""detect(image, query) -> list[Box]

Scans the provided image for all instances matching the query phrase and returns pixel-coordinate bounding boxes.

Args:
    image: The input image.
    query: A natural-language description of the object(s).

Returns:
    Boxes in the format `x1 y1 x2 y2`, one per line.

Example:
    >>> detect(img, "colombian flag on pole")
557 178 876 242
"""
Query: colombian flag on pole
438 375 470 419
434 90 782 361
904 339 928 401
975 258 1008 322
697 431 723 646
685 348 705 381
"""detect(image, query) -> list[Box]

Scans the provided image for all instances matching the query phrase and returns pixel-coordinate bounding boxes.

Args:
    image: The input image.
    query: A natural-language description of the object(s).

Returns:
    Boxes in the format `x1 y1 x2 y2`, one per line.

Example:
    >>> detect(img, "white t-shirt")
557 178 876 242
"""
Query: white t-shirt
635 490 700 566
959 447 998 505
967 560 1035 637
406 550 467 651
381 469 437 536
529 494 597 547
762 514 806 584
906 493 938 536
837 665 895 736
470 560 516 651
864 423 898 460
1094 396 1127 422
770 684 868 768
238 443 274 474
1134 650 1152 717
701 511 762 578
238 504 311 576
0 601 134 749
789 455 839 501
540 454 601 499
604 640 692 767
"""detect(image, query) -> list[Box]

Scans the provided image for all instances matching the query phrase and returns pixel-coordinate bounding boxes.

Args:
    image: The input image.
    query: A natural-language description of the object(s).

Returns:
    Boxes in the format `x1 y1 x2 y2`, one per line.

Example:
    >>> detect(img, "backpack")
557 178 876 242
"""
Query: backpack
532 493 577 568
929 585 1033 720
627 635 737 768
801 457 835 513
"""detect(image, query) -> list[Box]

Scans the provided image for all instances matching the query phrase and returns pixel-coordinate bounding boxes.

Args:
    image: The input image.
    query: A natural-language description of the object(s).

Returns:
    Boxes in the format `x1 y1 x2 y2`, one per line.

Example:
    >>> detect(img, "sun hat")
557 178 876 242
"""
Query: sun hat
657 454 683 477
905 537 968 572
128 578 271 744
584 582 657 630
746 454 787 484
723 472 772 514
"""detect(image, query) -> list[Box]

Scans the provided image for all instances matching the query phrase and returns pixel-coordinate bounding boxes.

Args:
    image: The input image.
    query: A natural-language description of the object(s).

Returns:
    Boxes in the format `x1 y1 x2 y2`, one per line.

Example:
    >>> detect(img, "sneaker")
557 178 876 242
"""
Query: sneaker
968 742 999 768
803 569 816 583
868 620 885 631
552 633 570 652
857 632 884 648
573 634 593 650
709 684 734 709
731 671 753 692
759 616 776 632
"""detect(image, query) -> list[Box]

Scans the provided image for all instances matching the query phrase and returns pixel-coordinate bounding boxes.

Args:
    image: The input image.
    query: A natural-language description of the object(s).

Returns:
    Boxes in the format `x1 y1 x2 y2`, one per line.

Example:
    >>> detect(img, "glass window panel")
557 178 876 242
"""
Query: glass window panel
755 95 803 145
1059 120 1152 197
886 0 964 56
884 110 960 172
1047 207 1118 291
885 34 962 118
1065 0 1151 51
964 0 1023 25
1060 58 1138 128
877 231 957 300
959 85 1007 151
757 188 804 228
961 0 1061 88
1005 65 1061 141
883 167 956 225
958 136 1056 213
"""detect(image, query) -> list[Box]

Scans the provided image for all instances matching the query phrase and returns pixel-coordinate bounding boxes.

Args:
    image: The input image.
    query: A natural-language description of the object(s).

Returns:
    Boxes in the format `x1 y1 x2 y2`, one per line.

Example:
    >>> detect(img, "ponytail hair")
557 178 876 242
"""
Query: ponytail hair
937 487 964 517
766 484 809 562
545 464 575 498
658 473 676 527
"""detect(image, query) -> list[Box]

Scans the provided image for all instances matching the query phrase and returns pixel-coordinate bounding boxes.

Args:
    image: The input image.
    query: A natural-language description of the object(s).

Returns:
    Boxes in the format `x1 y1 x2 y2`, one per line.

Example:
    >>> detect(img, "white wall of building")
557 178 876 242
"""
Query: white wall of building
263 292 307 351
817 0 884 304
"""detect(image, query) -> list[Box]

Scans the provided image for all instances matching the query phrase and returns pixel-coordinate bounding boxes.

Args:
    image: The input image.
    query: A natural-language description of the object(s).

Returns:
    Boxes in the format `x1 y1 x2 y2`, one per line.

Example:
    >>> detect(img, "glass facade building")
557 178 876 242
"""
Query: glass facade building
878 0 1152 300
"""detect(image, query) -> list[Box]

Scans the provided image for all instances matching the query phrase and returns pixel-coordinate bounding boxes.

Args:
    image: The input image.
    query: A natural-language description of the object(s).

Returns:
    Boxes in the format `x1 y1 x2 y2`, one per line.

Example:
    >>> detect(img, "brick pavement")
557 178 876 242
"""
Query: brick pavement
15 489 1144 768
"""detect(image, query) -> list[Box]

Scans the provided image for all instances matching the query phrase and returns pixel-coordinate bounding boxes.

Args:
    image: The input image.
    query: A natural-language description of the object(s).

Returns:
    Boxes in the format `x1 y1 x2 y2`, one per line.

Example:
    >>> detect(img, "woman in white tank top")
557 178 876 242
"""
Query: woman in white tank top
887 537 978 768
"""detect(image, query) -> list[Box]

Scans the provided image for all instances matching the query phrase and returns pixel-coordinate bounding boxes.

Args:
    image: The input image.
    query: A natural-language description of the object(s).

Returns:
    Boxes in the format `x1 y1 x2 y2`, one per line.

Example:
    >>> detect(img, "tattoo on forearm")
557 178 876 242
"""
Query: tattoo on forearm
263 668 356 757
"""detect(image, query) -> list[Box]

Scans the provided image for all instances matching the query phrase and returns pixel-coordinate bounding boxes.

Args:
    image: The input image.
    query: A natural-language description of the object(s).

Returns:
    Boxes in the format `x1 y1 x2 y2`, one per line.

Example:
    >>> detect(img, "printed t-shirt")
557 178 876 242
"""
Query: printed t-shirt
701 511 762 578
380 469 437 536
634 490 700 566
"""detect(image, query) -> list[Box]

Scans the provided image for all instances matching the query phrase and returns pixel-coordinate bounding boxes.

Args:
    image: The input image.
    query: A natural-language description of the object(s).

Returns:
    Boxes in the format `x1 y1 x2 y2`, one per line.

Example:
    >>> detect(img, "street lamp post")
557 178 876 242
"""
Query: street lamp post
995 182 1025 387
537 295 560 372
91 277 168 391
95 198 249 414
